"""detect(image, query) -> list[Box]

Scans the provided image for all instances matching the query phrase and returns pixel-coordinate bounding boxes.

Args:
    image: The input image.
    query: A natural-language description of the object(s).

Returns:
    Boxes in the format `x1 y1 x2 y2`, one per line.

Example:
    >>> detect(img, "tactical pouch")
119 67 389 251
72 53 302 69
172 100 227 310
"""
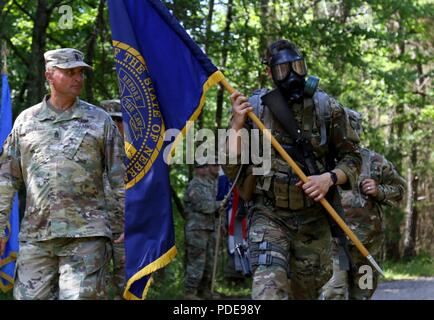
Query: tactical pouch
273 172 289 208
288 176 305 210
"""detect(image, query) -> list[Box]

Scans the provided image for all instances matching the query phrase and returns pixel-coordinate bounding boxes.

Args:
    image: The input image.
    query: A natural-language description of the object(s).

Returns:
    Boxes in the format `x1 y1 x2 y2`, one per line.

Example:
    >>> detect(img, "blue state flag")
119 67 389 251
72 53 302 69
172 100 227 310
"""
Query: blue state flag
0 73 19 293
108 0 225 299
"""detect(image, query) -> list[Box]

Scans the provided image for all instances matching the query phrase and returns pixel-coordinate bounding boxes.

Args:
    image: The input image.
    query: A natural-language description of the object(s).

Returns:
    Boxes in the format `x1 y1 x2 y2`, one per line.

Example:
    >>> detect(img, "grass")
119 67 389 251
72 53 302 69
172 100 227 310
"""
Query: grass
146 254 252 299
215 278 251 299
382 252 434 281
0 290 13 300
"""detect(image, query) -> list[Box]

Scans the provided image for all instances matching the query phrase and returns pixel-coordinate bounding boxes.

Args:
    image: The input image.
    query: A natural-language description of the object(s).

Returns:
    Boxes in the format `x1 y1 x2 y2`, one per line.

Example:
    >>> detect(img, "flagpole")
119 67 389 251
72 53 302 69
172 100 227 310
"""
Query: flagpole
219 77 384 276
211 166 243 295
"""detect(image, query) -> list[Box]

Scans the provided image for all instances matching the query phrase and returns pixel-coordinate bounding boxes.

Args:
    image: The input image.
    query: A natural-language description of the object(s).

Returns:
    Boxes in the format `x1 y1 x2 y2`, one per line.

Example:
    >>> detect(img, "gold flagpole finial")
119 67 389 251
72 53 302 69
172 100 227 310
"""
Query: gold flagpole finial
1 42 9 75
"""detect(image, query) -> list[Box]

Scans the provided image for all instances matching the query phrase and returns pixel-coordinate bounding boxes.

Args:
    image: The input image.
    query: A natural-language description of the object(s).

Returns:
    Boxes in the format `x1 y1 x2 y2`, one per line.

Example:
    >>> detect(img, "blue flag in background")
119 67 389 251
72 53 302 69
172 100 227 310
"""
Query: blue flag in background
0 73 19 293
108 0 225 299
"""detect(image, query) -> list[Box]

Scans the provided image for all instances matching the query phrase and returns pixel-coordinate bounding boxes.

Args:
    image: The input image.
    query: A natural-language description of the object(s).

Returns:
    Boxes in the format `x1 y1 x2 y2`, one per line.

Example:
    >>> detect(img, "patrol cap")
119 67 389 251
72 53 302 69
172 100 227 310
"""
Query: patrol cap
194 155 219 168
194 155 211 168
194 163 208 168
44 48 92 70
100 99 122 118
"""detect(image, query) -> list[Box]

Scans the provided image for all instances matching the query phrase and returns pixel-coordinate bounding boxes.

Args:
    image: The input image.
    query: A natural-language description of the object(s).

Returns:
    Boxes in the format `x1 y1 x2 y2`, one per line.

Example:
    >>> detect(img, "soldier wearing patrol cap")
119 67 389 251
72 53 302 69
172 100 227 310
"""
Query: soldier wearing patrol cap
0 48 125 300
183 159 221 299
100 99 126 300
100 99 122 118
100 99 124 145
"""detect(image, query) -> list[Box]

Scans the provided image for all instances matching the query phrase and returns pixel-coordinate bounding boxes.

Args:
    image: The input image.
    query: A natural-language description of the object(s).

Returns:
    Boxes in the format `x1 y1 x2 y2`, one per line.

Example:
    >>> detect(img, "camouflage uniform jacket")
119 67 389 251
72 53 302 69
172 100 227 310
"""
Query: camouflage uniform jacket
0 96 125 241
184 175 220 231
340 148 406 241
103 171 124 235
222 88 361 211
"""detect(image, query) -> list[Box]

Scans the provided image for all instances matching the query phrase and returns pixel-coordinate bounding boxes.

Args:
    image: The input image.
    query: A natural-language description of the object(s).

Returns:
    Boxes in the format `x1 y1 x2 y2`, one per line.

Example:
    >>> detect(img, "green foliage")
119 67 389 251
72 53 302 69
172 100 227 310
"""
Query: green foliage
383 251 434 280
0 290 13 300
147 199 187 299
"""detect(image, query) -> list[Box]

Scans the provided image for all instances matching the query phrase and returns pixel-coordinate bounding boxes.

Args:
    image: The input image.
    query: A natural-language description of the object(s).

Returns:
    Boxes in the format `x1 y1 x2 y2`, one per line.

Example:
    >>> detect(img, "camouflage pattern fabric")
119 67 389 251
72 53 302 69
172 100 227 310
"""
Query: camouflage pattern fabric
321 148 406 299
184 175 220 231
108 233 125 299
222 89 361 300
103 172 124 235
249 200 332 300
183 175 220 297
102 172 126 299
44 48 92 70
14 237 111 300
0 95 125 240
184 229 216 296
223 89 361 190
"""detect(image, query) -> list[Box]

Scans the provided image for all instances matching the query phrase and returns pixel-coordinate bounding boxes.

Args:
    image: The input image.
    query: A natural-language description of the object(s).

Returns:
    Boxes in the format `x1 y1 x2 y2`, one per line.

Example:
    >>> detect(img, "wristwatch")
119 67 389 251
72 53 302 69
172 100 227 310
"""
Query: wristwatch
329 171 338 186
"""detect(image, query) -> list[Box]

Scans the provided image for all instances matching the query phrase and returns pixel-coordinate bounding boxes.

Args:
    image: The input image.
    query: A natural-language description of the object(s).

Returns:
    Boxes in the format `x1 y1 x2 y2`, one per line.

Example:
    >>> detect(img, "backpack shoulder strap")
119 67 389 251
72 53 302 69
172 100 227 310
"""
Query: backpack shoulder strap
360 148 371 177
313 89 332 146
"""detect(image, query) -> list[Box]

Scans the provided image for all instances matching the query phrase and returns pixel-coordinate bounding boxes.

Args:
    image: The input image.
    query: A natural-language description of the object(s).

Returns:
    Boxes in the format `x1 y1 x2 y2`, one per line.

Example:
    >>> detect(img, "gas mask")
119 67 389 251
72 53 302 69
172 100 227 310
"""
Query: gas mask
269 48 308 102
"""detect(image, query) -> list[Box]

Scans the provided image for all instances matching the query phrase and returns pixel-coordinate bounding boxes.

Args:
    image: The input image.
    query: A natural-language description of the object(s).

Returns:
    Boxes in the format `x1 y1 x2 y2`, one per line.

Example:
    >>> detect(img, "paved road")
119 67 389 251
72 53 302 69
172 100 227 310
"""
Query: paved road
372 277 434 300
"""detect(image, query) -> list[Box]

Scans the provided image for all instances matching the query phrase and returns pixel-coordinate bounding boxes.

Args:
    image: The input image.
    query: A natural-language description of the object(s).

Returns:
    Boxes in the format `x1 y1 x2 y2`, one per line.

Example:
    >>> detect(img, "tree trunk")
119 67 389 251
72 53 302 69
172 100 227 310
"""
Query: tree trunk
258 0 271 88
402 144 419 259
27 0 51 106
215 0 233 130
402 56 425 259
383 19 405 260
84 0 105 105
170 185 185 220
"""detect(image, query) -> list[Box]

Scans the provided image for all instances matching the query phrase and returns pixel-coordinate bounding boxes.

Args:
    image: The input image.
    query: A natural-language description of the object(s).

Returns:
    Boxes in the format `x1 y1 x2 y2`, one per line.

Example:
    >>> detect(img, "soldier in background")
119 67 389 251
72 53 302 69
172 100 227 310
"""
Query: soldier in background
183 161 221 300
0 48 125 299
100 99 126 300
320 110 406 300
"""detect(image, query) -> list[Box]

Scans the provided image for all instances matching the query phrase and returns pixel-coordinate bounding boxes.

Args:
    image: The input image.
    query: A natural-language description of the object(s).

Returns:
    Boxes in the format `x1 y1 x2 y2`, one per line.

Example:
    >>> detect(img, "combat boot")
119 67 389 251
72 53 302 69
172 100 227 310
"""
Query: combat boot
319 259 349 300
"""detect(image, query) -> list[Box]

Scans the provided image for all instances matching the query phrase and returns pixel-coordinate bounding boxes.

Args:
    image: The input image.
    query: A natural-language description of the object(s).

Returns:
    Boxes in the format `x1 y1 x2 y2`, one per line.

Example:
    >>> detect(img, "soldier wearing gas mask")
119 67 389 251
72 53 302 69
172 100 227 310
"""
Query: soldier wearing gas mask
222 39 362 299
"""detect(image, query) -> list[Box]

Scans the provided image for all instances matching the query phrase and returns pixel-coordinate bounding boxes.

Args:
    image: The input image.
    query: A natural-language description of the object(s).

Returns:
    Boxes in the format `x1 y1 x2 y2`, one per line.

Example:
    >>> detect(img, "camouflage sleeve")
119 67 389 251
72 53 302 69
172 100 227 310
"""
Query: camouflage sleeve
0 128 24 237
329 99 362 190
375 156 406 206
104 118 126 229
187 180 218 214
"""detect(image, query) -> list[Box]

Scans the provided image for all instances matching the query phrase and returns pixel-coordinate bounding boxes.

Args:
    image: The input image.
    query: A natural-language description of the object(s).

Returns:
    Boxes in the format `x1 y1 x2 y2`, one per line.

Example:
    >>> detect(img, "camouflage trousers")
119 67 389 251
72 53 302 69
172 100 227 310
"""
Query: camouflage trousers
107 233 125 300
184 229 216 295
320 215 385 300
14 237 111 300
347 232 384 299
347 208 384 299
248 202 332 300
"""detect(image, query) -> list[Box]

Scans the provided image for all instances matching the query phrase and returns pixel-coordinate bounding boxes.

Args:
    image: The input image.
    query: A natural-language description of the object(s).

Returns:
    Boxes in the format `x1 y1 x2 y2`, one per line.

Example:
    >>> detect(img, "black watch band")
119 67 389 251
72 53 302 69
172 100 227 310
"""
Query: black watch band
329 171 338 186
